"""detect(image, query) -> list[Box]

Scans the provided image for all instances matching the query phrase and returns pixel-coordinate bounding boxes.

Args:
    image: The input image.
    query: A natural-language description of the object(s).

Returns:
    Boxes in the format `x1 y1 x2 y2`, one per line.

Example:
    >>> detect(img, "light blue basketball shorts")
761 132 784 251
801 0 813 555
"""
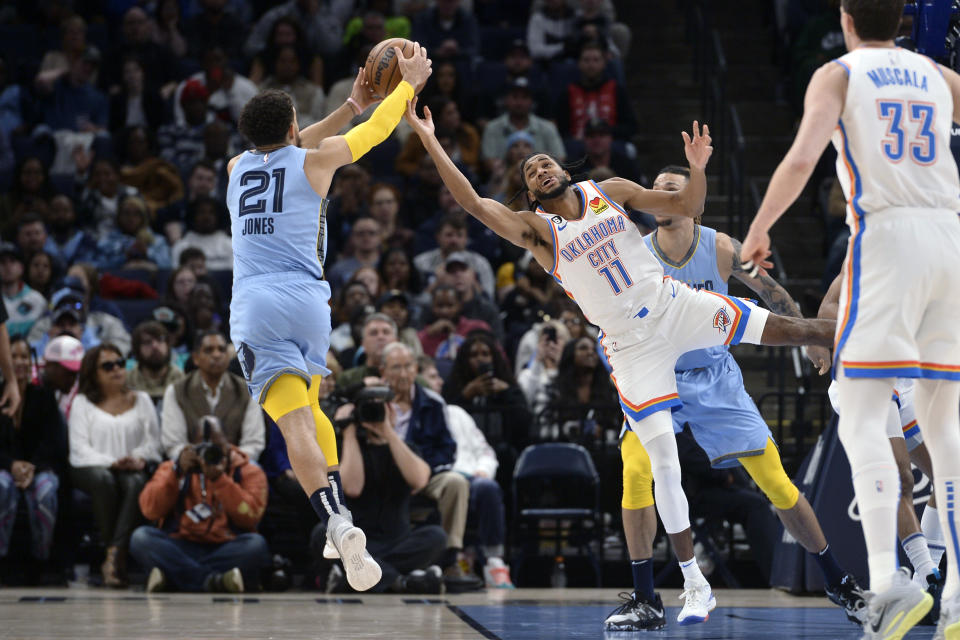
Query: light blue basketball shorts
671 352 773 469
230 272 332 403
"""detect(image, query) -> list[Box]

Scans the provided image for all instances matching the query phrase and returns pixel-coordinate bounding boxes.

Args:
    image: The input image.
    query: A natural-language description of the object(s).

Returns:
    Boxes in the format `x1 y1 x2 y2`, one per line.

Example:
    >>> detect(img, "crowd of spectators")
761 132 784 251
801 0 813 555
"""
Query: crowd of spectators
0 0 783 593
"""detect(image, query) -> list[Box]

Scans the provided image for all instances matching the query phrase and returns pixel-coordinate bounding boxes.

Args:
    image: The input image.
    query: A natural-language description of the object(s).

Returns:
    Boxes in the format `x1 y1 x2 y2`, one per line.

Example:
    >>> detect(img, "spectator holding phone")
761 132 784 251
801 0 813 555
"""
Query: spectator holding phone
517 321 570 418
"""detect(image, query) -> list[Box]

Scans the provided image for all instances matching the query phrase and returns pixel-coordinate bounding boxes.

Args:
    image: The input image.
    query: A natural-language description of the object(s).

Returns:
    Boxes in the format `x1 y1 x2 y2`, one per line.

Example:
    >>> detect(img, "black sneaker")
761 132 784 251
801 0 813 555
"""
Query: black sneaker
825 572 869 624
919 569 944 625
603 591 666 631
403 565 444 595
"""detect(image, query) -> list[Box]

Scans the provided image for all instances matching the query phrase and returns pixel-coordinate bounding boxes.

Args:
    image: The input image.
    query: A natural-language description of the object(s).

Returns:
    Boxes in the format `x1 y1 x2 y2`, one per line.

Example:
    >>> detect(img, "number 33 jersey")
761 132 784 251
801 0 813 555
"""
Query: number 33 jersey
227 145 329 282
536 180 665 336
832 47 960 220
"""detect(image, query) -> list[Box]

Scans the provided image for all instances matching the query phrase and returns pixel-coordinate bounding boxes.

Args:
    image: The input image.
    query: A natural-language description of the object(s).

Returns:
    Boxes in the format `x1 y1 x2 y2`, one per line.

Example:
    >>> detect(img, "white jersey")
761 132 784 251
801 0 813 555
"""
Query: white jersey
537 180 665 335
832 47 960 221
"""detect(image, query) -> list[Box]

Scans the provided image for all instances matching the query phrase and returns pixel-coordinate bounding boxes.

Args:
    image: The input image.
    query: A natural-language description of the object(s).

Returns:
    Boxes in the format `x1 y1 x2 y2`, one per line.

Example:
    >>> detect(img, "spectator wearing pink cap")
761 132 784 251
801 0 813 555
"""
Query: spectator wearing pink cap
0 336 67 567
42 335 83 420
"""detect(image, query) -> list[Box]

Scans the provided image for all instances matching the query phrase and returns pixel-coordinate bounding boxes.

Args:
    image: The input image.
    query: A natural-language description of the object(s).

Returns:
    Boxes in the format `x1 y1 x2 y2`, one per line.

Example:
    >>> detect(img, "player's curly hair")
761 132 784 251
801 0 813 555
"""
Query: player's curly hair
508 153 588 211
238 90 294 147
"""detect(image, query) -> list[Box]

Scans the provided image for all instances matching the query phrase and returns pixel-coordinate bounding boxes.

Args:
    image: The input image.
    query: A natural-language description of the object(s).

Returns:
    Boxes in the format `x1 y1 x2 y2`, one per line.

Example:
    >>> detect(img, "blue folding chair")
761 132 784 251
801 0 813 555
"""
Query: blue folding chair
511 442 602 586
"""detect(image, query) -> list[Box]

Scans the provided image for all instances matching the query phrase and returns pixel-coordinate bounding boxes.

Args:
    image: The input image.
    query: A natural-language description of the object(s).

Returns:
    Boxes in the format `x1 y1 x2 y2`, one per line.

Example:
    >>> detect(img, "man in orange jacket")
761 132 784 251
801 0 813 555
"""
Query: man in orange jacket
130 418 270 592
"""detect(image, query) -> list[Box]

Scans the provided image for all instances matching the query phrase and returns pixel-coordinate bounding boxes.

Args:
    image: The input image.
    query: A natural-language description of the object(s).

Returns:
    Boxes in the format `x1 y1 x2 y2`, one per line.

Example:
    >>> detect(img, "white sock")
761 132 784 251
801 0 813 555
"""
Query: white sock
852 461 901 593
901 532 936 580
679 557 706 585
921 506 946 569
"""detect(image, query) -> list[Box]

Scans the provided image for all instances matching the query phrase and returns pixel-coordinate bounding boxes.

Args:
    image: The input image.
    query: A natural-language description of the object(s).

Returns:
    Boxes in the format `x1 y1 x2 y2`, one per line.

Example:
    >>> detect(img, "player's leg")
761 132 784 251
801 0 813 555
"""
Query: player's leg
912 443 946 572
629 412 715 625
605 429 665 631
739 438 867 622
914 379 960 639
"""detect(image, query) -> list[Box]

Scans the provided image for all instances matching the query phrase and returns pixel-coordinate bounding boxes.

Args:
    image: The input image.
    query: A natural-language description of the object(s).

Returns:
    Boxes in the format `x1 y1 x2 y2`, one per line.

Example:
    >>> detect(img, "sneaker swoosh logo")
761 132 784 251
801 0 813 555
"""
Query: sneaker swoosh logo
869 603 889 634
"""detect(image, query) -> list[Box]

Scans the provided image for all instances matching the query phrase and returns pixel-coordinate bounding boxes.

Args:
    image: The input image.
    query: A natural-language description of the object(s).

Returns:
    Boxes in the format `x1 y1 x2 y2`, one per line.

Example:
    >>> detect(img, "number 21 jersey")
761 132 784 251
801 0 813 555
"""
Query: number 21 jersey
832 47 960 220
227 145 330 282
537 180 664 335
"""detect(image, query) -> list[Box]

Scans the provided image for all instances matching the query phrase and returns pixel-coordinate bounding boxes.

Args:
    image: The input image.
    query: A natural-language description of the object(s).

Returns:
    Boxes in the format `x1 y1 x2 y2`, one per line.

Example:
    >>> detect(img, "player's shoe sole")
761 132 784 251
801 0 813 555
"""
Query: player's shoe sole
328 515 381 592
868 593 932 640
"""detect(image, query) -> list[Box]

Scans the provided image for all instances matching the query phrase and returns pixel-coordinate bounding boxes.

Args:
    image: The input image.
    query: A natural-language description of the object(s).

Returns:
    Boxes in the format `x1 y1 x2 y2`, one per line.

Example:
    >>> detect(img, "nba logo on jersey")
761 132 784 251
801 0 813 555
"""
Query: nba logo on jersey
713 308 731 335
588 196 609 215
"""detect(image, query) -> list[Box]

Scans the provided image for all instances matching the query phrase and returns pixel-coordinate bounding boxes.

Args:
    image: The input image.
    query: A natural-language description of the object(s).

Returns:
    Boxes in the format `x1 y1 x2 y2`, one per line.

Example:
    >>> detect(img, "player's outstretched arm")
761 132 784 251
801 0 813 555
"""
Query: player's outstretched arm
719 233 802 318
741 62 847 271
598 121 712 218
299 68 381 150
306 44 433 171
405 99 553 257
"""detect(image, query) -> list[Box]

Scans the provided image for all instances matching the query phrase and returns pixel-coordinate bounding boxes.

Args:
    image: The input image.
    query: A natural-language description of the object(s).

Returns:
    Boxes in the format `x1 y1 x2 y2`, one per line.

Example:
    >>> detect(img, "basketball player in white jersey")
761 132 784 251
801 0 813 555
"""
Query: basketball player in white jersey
404 101 837 624
815 273 946 625
228 46 431 592
741 1 960 637
604 166 867 633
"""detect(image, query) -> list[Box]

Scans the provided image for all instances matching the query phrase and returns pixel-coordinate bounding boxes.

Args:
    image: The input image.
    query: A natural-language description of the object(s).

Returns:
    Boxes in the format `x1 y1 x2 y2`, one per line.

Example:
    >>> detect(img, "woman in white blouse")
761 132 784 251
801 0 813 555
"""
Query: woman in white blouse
69 343 160 587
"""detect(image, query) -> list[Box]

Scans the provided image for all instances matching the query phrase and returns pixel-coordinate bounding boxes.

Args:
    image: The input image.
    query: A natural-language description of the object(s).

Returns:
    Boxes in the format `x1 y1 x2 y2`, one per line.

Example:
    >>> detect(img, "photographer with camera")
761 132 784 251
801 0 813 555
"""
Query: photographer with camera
161 331 264 464
311 380 447 593
130 416 270 593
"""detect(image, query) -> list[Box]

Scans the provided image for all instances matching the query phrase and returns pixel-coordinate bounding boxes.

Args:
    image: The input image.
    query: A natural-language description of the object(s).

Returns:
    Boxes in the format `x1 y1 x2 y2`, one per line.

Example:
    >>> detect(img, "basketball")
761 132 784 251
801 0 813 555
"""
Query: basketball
364 38 418 99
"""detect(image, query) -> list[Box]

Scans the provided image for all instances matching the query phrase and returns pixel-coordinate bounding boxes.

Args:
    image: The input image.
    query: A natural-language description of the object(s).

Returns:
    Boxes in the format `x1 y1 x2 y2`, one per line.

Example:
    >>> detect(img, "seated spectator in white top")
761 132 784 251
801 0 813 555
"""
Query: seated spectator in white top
69 343 162 587
418 356 514 589
0 242 47 338
172 48 257 127
161 331 264 464
517 320 569 418
258 45 326 128
171 196 233 271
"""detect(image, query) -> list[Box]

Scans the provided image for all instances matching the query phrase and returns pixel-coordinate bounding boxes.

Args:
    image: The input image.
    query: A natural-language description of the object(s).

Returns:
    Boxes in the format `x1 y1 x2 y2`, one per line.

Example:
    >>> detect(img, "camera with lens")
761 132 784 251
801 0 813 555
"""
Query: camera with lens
194 415 224 466
332 385 395 430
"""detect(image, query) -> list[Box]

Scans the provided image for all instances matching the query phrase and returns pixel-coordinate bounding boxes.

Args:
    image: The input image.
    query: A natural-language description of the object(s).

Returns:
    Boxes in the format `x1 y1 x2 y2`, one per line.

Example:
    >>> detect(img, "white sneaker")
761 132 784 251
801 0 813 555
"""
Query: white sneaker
861 567 932 640
677 580 716 625
933 592 959 640
323 508 352 559
482 557 514 589
326 513 381 591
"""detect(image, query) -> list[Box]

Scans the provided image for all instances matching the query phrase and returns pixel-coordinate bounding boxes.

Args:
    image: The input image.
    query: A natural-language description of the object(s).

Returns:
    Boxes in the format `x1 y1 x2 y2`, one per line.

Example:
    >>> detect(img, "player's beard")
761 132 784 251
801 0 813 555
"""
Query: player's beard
535 176 571 201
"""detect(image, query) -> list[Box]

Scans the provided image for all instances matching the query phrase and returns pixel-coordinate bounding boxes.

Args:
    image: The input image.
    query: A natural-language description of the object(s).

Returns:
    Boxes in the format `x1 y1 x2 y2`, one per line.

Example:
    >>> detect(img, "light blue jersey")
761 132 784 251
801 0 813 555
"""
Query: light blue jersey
227 146 329 281
227 145 333 402
642 224 772 468
643 225 727 371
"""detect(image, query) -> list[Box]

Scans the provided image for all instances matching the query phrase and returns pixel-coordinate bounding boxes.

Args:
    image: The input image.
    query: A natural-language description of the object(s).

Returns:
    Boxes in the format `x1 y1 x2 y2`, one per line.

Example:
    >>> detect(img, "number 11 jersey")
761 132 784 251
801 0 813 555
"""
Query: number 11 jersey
227 145 330 282
536 179 665 336
832 47 960 220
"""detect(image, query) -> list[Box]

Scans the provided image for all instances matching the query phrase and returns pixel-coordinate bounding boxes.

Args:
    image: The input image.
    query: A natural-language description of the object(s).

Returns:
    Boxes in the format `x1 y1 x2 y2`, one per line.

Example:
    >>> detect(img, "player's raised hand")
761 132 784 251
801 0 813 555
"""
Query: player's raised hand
397 42 432 92
404 97 435 138
739 227 773 276
349 67 381 112
682 121 713 170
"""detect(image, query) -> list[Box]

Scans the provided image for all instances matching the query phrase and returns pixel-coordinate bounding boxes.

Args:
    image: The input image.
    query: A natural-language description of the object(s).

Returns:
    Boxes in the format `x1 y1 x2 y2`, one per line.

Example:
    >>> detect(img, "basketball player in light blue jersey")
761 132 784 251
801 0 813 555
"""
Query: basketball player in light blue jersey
228 46 432 592
604 166 867 632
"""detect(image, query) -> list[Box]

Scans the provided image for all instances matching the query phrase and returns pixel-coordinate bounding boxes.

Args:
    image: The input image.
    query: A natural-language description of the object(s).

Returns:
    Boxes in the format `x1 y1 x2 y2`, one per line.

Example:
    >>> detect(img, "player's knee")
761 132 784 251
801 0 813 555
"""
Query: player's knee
621 436 654 509
761 472 800 510
742 441 800 510
262 373 311 421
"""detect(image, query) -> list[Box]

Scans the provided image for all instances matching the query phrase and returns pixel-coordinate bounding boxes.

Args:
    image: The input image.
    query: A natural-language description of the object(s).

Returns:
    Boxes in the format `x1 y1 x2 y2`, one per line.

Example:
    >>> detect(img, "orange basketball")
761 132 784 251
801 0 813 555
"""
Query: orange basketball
364 38 418 99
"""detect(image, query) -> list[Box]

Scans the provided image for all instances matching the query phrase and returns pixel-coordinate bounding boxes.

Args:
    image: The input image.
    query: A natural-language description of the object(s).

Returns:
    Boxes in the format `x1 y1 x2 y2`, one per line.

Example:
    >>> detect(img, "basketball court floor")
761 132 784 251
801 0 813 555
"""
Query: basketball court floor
0 587 941 639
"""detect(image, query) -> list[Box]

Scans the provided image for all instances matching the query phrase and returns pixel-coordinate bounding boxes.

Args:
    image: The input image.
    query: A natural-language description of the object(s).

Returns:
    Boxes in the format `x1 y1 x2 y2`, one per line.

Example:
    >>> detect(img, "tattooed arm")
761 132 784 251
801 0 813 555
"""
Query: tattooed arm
717 232 802 318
